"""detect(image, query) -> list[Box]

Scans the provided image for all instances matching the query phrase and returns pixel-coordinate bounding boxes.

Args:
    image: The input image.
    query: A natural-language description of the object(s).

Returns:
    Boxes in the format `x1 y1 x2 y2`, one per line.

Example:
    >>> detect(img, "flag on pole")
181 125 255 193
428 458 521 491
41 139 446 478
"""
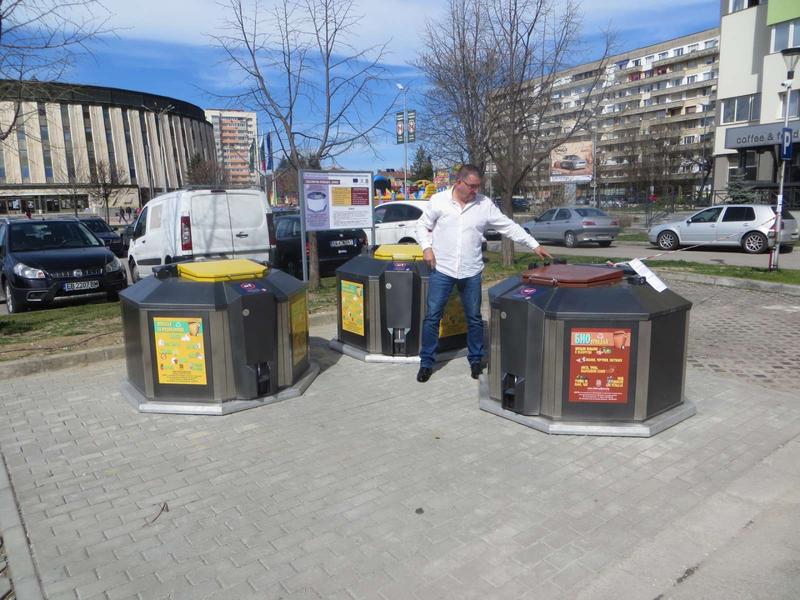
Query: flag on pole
248 138 256 172
396 112 404 144
266 133 274 172
408 110 416 143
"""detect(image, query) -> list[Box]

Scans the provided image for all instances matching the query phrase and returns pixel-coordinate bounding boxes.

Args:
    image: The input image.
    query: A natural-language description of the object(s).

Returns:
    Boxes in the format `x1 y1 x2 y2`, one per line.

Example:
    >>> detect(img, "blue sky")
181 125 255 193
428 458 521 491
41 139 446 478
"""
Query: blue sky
70 0 721 171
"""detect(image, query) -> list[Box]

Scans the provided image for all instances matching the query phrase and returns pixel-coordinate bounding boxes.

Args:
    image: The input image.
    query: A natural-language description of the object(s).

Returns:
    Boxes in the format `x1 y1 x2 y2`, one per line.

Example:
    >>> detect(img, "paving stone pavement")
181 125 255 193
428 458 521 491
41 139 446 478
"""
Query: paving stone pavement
0 280 798 599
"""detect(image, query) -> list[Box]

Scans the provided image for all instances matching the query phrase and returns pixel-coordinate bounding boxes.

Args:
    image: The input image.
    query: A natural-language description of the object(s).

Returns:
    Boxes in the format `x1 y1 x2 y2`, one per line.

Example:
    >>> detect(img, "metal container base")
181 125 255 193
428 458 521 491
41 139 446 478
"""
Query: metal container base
478 375 696 438
328 339 468 364
120 361 321 416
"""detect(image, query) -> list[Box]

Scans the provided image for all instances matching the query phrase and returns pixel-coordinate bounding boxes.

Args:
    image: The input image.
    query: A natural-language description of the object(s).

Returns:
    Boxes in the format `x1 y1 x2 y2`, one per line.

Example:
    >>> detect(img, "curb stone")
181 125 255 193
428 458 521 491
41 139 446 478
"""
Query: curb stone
1 273 798 382
0 455 44 600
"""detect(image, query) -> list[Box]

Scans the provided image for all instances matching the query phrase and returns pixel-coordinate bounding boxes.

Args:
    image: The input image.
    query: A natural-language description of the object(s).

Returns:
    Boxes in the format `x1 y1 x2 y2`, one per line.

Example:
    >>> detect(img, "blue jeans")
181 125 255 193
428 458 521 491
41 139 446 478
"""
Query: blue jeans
419 270 483 368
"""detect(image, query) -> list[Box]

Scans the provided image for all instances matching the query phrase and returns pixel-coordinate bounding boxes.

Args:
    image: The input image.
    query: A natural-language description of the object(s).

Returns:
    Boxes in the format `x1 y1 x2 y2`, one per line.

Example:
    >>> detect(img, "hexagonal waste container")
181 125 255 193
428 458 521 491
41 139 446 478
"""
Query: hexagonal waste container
120 259 319 415
479 263 695 436
330 244 468 363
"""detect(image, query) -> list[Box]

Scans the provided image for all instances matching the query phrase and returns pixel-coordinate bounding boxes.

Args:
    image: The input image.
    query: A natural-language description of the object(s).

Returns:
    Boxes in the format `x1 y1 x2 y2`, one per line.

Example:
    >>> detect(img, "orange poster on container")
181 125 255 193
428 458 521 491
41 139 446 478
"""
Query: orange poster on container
568 327 631 404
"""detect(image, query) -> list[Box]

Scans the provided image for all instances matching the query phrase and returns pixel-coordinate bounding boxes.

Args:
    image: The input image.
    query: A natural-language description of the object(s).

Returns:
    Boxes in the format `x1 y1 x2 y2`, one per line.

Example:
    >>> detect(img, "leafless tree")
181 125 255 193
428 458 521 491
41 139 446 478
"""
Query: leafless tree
414 0 496 169
89 159 124 224
0 0 111 141
213 0 395 289
186 153 228 187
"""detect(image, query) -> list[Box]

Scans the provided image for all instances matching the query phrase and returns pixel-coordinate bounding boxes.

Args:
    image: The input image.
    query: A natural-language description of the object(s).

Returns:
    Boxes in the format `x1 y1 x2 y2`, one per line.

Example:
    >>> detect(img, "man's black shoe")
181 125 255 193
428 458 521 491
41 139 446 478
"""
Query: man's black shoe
470 363 483 379
417 367 433 383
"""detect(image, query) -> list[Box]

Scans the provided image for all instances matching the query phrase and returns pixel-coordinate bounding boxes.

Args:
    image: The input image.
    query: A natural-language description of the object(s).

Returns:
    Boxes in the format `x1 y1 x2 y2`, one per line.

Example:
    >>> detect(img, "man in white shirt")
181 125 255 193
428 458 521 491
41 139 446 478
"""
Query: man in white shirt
414 164 551 383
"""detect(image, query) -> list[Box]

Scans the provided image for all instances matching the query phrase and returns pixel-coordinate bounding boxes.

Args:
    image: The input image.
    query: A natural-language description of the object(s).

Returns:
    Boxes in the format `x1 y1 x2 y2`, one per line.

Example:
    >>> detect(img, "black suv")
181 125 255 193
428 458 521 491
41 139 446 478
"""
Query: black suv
0 217 127 314
79 216 125 257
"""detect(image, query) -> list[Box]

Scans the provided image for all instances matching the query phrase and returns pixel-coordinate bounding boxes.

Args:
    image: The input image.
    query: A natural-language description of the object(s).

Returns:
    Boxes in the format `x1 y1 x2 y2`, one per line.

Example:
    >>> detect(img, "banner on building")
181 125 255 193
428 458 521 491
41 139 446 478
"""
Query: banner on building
396 112 405 144
407 110 416 143
550 140 593 183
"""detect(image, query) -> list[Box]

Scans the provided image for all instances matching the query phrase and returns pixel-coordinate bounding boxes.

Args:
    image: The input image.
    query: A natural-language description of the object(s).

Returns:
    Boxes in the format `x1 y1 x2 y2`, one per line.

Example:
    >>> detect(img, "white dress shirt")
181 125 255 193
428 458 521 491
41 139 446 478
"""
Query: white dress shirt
415 188 541 279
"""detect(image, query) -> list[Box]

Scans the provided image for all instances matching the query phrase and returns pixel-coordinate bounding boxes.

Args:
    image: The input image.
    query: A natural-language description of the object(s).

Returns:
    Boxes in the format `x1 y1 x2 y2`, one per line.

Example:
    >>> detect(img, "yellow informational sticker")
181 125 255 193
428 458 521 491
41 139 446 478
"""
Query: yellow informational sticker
331 187 351 206
153 317 207 385
340 280 365 336
439 291 468 337
290 293 309 367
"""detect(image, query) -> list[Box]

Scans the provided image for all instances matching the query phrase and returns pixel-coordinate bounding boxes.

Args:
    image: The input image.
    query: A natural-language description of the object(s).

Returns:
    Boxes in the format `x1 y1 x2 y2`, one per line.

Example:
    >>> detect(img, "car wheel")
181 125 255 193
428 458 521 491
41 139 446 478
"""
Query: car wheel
742 231 768 254
4 282 22 314
564 231 577 248
598 241 612 248
398 237 417 244
129 259 140 283
657 230 679 251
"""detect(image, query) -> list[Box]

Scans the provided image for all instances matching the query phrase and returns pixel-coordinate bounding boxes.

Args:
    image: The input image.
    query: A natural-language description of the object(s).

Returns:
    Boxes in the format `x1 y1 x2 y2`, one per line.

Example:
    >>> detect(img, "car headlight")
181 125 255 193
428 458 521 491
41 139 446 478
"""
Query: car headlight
13 262 46 279
105 256 122 273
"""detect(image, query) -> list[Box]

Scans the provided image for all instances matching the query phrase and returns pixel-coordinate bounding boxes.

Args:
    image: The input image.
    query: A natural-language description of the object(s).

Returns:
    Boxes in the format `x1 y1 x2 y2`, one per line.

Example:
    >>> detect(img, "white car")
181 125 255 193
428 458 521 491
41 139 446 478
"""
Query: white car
367 200 429 245
128 189 275 281
648 204 798 254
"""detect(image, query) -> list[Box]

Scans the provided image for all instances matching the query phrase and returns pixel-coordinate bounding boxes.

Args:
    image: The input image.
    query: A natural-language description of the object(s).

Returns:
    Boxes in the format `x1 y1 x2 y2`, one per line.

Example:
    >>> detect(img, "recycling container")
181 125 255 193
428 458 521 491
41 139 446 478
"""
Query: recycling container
482 263 694 435
334 244 466 359
120 259 315 414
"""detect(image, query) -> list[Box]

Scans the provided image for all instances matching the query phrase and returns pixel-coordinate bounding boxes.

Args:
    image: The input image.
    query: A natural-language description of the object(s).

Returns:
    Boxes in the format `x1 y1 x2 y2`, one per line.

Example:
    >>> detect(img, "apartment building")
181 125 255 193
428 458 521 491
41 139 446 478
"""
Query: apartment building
713 0 800 208
0 81 216 213
204 109 259 188
525 29 719 204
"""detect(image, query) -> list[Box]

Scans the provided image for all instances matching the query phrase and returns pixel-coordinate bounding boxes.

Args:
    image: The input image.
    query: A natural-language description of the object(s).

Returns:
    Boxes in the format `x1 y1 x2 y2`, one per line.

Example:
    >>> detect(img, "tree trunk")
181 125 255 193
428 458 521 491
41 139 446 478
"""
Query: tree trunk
308 232 320 291
500 190 515 267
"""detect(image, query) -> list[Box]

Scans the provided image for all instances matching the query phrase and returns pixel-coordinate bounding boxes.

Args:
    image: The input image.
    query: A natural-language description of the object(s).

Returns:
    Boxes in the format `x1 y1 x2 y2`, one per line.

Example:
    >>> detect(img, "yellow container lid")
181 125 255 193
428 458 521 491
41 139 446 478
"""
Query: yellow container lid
373 244 424 261
177 259 268 282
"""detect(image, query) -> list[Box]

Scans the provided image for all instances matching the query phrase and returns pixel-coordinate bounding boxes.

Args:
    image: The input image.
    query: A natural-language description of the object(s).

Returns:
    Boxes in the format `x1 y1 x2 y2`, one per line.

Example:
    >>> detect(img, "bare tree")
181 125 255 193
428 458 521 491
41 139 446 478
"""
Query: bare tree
89 159 124 224
213 0 395 289
0 0 111 141
414 0 496 169
186 153 228 187
418 0 614 265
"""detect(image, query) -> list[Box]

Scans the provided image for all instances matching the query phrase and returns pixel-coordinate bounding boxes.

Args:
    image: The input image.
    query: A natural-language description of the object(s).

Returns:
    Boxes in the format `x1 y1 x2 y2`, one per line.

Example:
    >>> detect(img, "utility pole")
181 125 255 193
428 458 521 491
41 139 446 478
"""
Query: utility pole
397 83 409 200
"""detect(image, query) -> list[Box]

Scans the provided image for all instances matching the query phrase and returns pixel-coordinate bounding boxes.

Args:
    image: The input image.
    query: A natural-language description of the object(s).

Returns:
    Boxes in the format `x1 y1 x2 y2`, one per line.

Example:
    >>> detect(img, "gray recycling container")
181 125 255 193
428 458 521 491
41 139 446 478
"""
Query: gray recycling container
120 259 311 412
486 263 692 426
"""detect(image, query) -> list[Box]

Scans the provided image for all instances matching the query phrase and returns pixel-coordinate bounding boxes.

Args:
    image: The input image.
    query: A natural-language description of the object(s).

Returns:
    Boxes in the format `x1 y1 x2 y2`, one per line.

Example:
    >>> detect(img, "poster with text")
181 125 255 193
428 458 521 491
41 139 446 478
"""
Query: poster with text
153 317 208 385
290 294 308 367
568 327 631 404
340 280 365 336
302 171 373 231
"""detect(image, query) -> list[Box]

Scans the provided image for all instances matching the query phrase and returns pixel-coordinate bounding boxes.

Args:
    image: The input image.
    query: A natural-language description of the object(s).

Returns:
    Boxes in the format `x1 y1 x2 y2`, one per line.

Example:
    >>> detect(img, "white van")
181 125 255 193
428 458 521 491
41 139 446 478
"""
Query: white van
128 189 275 281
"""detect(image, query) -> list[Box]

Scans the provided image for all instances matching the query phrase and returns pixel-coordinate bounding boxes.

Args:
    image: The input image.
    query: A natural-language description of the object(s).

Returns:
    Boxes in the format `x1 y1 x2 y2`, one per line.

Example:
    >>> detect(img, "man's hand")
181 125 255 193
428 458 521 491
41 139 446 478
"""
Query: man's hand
423 248 436 270
534 246 552 261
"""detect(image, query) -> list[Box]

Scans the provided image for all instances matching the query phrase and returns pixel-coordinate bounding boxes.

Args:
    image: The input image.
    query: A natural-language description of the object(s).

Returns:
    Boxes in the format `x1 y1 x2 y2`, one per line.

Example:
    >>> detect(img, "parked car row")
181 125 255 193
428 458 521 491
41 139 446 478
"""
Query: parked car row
522 207 620 248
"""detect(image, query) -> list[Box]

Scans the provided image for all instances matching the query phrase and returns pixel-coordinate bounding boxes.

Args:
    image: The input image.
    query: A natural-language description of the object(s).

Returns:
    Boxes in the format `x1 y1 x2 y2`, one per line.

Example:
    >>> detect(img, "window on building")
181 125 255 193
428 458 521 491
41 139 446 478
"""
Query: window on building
101 107 117 176
38 103 54 183
740 150 757 180
688 44 699 53
729 0 761 13
687 75 697 84
720 94 760 124
60 105 76 180
674 48 684 57
82 106 96 173
772 19 800 53
17 124 30 183
121 110 137 184
139 112 154 185
658 52 668 61
705 40 718 49
780 90 800 119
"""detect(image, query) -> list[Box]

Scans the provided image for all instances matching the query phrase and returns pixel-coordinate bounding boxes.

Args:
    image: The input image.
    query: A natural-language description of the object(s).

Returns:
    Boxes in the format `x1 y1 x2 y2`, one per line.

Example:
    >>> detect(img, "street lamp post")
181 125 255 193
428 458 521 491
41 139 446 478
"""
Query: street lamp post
770 47 800 271
397 83 408 200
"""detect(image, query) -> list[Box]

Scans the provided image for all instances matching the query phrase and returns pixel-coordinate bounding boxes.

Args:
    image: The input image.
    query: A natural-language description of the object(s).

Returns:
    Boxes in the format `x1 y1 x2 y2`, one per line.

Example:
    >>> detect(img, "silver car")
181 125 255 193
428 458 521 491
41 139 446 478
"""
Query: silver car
559 154 588 170
648 204 798 254
522 207 620 248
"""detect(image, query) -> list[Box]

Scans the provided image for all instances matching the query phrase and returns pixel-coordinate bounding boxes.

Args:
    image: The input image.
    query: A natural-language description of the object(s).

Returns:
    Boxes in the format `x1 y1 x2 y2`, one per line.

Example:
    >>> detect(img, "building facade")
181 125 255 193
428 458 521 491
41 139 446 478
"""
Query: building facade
204 109 259 188
520 29 719 205
0 81 216 214
713 0 800 208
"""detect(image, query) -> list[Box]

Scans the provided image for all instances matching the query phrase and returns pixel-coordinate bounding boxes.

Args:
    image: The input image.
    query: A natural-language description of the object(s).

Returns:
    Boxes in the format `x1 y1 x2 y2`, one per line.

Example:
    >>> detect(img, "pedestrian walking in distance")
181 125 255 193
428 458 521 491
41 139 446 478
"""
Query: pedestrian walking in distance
415 164 551 383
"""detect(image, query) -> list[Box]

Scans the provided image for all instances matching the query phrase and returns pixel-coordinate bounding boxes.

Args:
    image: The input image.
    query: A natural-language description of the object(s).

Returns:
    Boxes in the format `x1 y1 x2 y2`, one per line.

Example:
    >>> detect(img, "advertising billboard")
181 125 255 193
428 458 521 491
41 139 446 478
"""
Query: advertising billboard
550 140 593 183
301 171 373 232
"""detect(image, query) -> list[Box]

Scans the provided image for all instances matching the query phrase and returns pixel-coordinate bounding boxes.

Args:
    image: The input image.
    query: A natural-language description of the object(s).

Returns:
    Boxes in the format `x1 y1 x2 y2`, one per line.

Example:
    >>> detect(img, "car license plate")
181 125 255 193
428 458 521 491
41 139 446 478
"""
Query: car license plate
64 280 100 292
330 239 355 247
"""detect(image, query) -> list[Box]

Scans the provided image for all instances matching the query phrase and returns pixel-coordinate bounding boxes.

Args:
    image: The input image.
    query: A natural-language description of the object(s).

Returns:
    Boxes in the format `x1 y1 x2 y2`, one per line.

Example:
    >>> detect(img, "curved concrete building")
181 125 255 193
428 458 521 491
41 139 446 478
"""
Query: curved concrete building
0 80 217 214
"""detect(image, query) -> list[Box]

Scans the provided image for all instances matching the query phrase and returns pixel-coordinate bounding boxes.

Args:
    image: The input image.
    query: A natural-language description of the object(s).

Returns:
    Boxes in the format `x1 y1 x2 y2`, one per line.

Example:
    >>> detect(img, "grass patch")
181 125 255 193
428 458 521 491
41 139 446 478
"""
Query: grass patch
308 276 338 313
0 300 121 346
616 232 649 242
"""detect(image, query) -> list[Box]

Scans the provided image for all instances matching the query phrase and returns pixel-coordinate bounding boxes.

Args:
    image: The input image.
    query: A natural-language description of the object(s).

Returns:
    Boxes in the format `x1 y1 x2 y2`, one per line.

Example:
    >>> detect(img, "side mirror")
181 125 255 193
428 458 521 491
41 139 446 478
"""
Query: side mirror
686 219 692 225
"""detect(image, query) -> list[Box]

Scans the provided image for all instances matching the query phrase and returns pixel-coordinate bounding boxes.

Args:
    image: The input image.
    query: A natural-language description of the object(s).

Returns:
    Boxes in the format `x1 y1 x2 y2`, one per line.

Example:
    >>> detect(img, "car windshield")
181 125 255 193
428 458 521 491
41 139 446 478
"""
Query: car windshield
82 219 112 233
8 222 103 251
575 208 607 217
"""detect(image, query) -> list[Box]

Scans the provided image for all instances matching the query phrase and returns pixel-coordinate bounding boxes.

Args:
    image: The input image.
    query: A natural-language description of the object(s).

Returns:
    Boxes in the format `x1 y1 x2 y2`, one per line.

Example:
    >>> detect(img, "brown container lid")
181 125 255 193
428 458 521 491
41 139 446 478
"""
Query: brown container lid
521 264 624 288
